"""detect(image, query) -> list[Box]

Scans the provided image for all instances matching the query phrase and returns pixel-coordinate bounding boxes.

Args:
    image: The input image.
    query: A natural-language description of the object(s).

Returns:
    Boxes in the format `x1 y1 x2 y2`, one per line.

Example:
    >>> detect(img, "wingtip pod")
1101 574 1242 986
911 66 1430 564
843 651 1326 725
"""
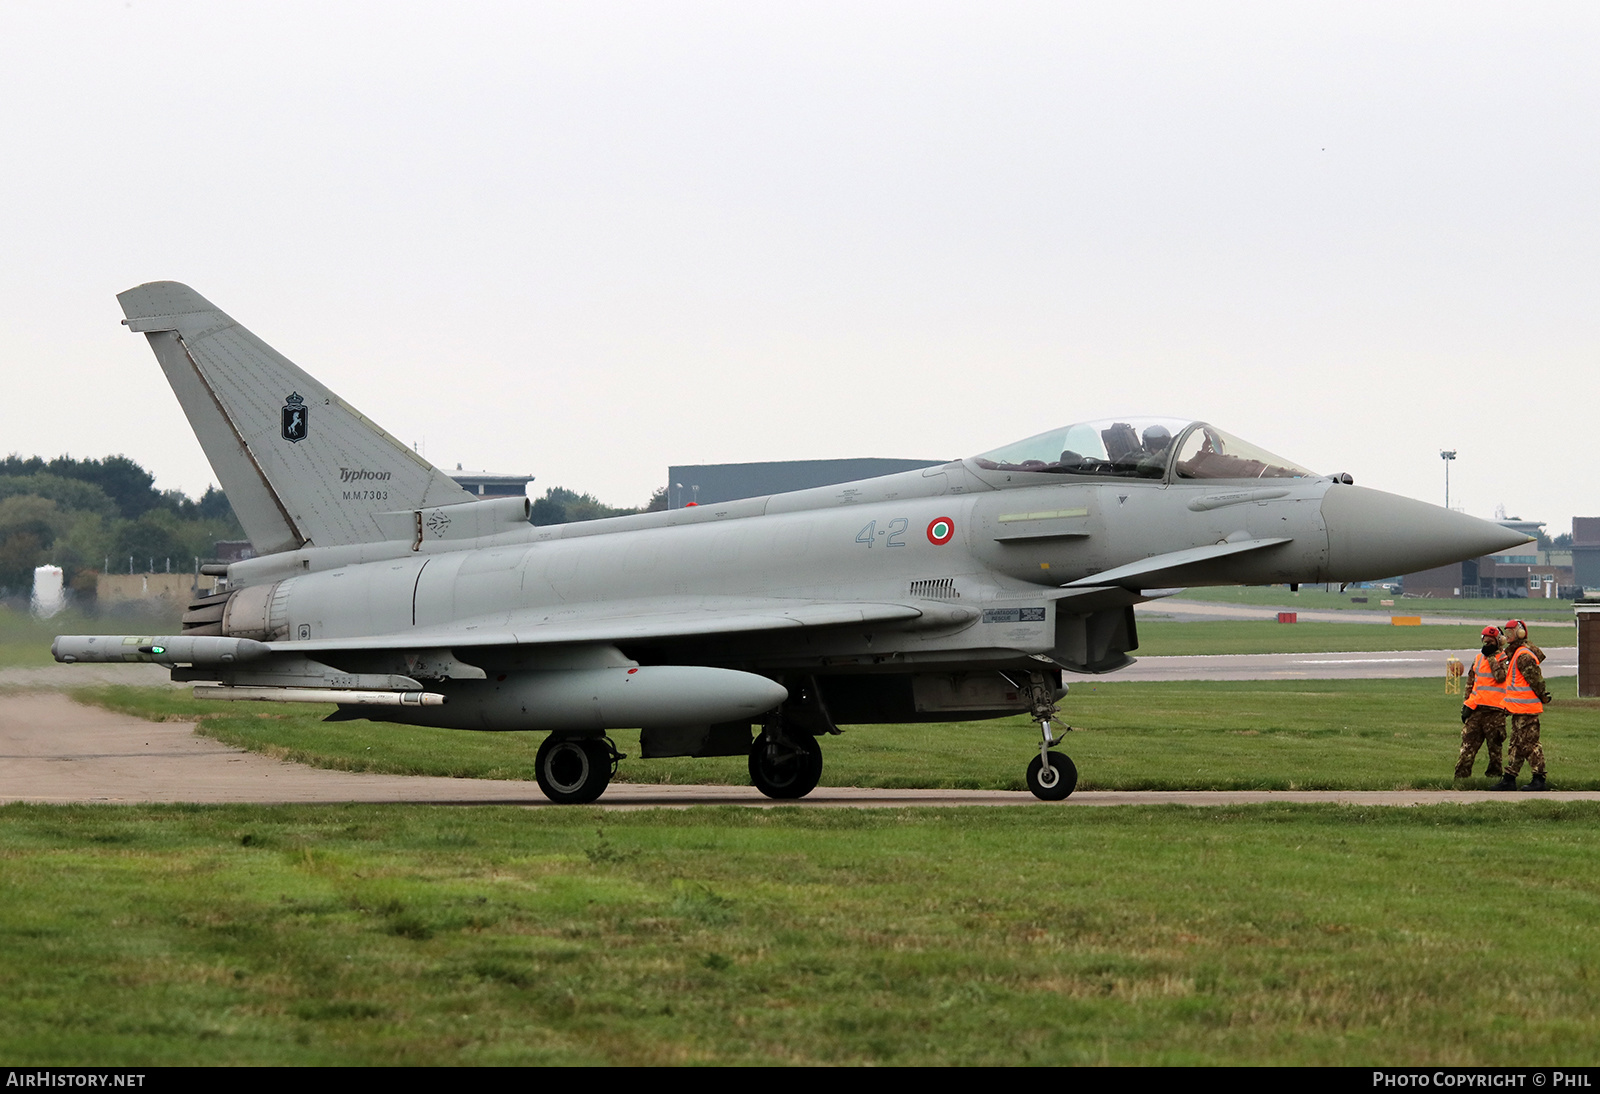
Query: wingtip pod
53 635 272 665
1321 485 1534 582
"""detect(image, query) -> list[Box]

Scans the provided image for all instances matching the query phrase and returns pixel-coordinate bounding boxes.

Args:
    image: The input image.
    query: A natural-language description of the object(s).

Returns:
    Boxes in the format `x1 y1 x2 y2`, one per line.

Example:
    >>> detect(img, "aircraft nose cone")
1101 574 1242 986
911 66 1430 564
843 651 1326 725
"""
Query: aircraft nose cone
1320 485 1533 581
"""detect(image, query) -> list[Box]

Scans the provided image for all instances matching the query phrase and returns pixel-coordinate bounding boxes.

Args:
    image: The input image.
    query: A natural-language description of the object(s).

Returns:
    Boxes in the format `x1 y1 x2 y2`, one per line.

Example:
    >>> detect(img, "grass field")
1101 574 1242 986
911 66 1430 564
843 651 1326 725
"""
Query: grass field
1173 585 1576 622
75 678 1600 791
5 801 1600 1065
1131 620 1578 656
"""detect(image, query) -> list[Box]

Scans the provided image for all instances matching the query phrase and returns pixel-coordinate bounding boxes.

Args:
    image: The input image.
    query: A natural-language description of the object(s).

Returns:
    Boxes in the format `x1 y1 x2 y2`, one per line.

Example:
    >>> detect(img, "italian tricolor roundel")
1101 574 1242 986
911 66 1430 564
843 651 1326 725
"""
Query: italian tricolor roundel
926 517 955 545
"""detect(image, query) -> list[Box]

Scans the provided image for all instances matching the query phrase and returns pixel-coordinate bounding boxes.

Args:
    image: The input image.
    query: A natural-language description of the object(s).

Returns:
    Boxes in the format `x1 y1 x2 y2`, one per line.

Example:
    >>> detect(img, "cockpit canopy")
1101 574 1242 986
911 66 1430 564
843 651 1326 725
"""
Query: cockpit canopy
971 418 1319 481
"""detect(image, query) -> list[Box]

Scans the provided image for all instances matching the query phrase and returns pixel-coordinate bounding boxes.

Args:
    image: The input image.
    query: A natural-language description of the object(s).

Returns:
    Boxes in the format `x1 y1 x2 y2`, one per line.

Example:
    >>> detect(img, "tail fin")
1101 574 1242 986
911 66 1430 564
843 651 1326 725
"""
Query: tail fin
118 282 473 554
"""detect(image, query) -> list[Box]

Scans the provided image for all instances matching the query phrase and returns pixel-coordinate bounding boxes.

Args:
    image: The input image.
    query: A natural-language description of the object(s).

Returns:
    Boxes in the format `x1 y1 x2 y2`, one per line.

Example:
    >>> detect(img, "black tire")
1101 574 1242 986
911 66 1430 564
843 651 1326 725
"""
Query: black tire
749 730 823 799
535 736 612 805
1026 751 1078 801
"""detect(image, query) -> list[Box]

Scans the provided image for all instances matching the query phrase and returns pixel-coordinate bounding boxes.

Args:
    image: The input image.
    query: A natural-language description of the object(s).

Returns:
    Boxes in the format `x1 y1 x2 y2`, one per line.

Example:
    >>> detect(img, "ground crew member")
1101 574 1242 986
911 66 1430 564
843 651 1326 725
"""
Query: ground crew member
1455 626 1508 780
1490 619 1554 791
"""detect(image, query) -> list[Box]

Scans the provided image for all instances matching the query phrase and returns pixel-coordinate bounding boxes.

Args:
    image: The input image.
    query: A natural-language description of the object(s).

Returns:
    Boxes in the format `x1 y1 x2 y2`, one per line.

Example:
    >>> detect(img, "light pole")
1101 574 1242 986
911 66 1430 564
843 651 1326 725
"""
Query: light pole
1440 450 1456 509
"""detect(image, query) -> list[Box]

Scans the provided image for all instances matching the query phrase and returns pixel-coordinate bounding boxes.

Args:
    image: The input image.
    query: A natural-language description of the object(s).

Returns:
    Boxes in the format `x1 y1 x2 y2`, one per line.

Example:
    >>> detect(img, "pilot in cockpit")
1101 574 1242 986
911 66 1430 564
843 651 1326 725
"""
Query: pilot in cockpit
1138 424 1173 472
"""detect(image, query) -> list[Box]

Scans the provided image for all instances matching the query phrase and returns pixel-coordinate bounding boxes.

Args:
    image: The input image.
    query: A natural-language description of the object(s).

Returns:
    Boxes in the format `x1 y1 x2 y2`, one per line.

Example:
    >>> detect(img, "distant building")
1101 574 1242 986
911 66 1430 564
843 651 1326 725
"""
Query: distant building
665 458 947 508
1574 517 1600 593
449 467 535 498
1403 518 1578 599
213 540 255 563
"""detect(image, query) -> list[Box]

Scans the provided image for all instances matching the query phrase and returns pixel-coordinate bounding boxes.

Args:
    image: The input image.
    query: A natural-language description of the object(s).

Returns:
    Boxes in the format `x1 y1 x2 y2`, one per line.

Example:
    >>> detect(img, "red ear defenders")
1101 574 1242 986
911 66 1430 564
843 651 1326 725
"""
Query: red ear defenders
1503 620 1527 641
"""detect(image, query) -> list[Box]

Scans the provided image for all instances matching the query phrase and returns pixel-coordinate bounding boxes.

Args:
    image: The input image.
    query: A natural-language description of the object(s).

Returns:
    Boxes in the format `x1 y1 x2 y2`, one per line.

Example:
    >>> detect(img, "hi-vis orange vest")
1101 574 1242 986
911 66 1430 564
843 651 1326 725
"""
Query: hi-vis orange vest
1464 651 1508 710
1503 646 1544 715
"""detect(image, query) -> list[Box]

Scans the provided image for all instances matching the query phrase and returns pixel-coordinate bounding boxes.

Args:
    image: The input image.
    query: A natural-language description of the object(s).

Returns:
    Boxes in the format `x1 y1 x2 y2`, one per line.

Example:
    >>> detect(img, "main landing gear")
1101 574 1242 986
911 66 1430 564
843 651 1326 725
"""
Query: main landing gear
749 726 823 799
1015 671 1078 801
749 676 833 800
534 735 624 805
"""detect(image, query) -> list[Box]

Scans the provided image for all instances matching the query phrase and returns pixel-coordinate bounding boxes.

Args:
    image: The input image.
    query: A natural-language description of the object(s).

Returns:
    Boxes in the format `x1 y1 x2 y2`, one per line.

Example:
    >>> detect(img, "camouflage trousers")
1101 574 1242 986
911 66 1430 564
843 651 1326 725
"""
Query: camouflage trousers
1505 714 1546 778
1455 707 1507 779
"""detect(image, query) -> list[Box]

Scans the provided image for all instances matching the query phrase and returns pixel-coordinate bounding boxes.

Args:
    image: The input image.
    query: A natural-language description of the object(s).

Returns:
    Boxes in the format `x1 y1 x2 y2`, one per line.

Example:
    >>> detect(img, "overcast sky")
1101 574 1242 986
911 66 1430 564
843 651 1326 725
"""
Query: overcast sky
1 2 1594 535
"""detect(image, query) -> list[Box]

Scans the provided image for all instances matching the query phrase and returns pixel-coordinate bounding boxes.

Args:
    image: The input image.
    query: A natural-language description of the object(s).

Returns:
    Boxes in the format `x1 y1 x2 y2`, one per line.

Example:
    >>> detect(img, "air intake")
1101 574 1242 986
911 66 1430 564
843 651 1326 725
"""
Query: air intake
909 578 959 599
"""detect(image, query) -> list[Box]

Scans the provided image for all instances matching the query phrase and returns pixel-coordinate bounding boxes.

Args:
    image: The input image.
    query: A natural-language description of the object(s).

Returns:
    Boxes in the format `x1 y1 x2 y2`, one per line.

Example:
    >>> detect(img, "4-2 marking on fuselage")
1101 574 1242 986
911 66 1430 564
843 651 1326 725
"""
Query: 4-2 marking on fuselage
855 517 909 548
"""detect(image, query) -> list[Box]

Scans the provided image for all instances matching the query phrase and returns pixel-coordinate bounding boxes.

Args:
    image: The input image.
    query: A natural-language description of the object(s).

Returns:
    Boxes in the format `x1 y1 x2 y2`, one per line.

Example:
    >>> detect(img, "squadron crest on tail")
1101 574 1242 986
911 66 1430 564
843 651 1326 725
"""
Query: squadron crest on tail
281 392 308 443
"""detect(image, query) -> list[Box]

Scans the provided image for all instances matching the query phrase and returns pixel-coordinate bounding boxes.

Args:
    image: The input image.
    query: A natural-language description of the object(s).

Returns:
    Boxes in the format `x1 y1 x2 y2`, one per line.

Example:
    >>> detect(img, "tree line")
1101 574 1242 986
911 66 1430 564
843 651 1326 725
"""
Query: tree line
0 454 246 596
531 485 667 526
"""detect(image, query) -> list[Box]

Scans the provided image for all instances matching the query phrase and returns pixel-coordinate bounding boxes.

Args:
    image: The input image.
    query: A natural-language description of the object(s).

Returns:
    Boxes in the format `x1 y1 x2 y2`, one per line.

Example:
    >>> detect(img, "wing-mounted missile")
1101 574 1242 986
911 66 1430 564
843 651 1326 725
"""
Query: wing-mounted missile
186 651 448 708
195 685 446 707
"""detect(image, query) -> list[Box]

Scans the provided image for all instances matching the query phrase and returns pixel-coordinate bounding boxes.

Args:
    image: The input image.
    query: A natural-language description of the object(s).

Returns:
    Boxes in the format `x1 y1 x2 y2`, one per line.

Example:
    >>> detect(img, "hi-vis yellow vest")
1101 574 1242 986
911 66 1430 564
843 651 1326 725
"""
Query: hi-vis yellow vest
1464 651 1507 711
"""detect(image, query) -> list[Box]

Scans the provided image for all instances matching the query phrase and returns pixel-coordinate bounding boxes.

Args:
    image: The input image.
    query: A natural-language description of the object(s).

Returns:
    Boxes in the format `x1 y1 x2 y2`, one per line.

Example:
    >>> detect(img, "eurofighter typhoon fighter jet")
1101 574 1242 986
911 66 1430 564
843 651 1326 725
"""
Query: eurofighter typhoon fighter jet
54 283 1531 802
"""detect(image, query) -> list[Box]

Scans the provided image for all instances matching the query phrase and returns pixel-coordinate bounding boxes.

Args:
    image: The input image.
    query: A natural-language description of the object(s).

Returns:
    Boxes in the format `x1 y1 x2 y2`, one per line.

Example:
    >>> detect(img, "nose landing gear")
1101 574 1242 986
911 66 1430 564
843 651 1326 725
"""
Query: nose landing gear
1015 671 1078 801
1027 750 1078 801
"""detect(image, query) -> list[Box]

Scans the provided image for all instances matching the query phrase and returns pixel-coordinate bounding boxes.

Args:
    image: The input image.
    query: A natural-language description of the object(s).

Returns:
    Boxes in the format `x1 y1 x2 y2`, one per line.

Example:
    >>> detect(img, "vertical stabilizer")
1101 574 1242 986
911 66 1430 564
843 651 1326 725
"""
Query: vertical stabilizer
118 282 474 554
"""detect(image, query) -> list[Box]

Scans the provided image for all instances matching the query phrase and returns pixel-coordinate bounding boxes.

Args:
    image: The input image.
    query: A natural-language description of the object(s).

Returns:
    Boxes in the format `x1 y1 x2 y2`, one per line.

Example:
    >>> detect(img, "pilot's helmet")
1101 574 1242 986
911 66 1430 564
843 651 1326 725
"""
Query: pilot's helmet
1142 424 1173 451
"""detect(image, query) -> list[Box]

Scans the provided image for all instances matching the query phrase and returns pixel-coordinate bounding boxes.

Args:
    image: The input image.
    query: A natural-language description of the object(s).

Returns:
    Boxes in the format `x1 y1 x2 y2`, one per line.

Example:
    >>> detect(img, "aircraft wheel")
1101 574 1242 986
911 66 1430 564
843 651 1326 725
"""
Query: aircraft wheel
749 730 823 799
535 736 612 805
1026 752 1078 801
